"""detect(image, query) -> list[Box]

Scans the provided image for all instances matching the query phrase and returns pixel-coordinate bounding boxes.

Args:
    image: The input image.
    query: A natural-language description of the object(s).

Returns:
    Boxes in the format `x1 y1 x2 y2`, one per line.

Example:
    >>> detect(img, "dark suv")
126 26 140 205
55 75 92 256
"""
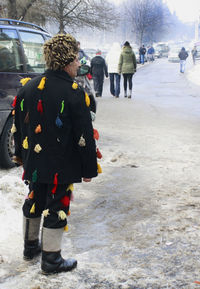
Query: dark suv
0 18 51 168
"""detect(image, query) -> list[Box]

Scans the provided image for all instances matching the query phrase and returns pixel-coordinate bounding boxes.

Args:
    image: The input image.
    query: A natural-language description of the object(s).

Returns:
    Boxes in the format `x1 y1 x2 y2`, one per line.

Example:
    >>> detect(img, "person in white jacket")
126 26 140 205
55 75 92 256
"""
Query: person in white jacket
106 42 121 98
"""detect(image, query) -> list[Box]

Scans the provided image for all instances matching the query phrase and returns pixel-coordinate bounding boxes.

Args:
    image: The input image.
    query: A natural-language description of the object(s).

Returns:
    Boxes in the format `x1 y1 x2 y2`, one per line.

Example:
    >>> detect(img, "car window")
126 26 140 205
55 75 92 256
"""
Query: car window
0 28 23 72
19 31 46 73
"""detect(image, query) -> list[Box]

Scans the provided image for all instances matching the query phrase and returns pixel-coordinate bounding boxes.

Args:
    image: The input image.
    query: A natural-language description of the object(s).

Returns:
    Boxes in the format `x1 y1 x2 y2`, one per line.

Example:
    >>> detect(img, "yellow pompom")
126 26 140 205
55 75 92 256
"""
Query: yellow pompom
20 77 31 86
97 163 102 174
85 92 90 107
30 203 35 214
67 184 74 192
11 123 17 133
37 77 46 90
43 209 50 217
22 136 28 149
34 144 42 153
64 225 68 232
58 210 67 220
72 82 78 89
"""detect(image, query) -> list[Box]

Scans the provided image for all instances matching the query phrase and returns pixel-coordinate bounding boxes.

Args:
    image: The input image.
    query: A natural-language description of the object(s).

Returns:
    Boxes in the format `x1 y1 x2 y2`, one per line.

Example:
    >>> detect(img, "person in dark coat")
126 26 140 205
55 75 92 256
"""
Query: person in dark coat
12 34 99 274
90 50 108 97
178 47 188 73
139 44 146 64
191 45 197 64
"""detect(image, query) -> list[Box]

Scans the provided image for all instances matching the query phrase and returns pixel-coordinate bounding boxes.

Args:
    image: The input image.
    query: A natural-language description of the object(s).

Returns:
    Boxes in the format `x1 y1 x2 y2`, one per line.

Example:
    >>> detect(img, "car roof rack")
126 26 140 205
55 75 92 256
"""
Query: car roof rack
0 18 48 33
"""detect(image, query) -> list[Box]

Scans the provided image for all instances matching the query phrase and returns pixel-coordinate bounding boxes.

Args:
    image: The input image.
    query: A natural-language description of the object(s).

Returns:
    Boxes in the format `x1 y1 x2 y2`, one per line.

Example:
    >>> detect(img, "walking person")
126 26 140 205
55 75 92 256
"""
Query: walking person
118 41 137 98
90 50 108 97
12 34 98 274
191 45 197 65
178 47 188 73
106 42 121 98
139 44 146 64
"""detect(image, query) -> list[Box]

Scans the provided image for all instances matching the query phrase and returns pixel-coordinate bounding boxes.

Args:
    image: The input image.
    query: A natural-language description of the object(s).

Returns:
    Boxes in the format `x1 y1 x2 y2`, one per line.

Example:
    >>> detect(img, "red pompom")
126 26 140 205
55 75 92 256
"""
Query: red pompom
37 99 43 114
96 148 102 159
51 173 58 194
12 95 17 108
61 196 70 207
93 129 99 140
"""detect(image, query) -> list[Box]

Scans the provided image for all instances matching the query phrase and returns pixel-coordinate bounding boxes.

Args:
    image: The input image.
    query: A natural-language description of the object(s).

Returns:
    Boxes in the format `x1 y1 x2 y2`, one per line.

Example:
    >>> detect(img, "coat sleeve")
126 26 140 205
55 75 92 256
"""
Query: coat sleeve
103 59 108 77
118 53 123 73
69 90 98 178
133 52 137 70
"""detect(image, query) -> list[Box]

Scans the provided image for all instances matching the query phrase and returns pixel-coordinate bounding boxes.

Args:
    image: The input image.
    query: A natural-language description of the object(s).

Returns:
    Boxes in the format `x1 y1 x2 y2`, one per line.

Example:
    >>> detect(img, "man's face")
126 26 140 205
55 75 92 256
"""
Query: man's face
64 55 80 78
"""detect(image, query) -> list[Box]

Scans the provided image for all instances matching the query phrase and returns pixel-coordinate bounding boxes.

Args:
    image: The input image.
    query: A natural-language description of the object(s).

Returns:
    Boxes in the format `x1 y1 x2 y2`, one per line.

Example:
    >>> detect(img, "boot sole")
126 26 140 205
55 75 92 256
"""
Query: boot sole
41 262 77 275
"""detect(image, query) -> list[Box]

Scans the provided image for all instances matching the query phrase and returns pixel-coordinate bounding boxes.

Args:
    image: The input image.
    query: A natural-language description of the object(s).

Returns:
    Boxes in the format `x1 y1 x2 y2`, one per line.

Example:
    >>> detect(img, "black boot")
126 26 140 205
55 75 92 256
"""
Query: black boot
41 250 77 274
24 239 41 260
23 216 41 260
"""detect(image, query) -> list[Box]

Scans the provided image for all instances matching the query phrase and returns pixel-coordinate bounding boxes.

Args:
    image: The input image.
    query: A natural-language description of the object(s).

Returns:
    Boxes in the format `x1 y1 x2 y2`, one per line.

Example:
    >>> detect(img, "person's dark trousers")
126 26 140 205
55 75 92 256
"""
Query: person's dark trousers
93 74 104 97
109 73 121 97
123 73 133 91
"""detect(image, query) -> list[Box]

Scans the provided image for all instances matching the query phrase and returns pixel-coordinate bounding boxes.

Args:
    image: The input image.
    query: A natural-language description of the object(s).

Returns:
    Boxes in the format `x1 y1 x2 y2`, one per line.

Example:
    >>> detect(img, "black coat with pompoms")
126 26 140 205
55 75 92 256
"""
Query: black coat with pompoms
13 69 98 184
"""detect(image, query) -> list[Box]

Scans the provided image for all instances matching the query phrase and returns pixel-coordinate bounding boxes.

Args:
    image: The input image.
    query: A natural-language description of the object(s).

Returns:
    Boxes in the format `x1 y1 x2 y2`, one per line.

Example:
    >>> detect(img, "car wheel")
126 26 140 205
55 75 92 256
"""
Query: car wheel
0 116 15 168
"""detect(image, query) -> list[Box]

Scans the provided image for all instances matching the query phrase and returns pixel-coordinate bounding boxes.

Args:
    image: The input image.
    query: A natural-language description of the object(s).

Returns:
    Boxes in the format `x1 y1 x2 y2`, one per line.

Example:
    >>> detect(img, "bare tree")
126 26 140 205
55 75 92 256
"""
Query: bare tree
44 0 117 33
125 0 170 45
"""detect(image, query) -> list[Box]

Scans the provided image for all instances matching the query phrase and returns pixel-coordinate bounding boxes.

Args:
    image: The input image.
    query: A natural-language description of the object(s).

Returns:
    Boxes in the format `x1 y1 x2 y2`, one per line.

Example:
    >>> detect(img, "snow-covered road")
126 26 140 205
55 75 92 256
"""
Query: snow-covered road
1 58 200 288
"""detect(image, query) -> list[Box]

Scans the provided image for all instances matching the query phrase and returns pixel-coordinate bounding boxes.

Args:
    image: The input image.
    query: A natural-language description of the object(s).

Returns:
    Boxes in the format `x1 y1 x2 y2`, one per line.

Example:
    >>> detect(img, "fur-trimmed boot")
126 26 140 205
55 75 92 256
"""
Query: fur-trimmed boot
23 217 41 260
41 227 77 274
128 90 132 98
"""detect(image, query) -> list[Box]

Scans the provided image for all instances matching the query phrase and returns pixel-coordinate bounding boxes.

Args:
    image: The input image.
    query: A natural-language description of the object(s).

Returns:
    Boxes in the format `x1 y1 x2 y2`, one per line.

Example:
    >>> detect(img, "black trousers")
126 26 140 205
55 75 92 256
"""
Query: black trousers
93 74 104 96
123 73 133 91
23 182 71 229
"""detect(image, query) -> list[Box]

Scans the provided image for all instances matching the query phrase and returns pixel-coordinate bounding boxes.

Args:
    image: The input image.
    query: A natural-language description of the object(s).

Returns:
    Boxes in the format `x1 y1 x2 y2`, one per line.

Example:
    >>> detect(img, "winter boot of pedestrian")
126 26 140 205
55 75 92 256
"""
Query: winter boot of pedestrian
41 227 77 274
23 217 41 260
128 90 132 98
124 90 127 98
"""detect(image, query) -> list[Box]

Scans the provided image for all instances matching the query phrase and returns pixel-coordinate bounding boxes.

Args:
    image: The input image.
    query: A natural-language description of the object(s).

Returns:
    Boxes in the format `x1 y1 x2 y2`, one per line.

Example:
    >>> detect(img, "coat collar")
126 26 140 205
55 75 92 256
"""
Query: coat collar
45 69 73 83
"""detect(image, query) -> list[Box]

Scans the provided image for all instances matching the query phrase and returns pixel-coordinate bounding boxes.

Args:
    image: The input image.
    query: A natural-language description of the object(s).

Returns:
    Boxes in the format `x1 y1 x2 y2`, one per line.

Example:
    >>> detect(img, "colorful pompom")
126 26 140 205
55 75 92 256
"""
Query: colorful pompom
12 95 17 108
32 170 37 182
61 196 70 207
58 210 67 220
43 209 50 217
85 92 90 107
22 136 29 149
72 82 78 89
11 123 17 134
51 173 58 194
67 210 71 216
64 225 68 232
93 129 99 140
78 135 86 147
96 148 102 159
12 109 15 116
60 100 65 114
22 170 25 181
29 191 34 199
30 203 35 214
35 124 42 134
55 116 63 128
37 77 46 90
20 77 31 86
20 99 24 111
24 112 29 123
37 99 43 114
34 144 42 153
97 163 102 174
67 184 74 192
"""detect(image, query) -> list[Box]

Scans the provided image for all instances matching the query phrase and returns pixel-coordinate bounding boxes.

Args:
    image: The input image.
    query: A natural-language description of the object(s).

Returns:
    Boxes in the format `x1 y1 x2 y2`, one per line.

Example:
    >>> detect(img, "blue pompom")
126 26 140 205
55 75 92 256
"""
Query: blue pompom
55 116 63 128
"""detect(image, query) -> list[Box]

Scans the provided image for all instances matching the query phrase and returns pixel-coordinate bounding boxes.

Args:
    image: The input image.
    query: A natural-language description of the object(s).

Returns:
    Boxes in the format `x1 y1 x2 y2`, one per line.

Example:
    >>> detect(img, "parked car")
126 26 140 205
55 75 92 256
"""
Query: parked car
168 46 180 63
155 43 169 58
0 18 51 168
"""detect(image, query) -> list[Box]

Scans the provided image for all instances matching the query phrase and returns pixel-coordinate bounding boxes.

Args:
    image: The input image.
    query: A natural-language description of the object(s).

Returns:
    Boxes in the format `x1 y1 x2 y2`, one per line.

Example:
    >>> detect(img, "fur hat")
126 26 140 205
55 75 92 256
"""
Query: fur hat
43 34 79 70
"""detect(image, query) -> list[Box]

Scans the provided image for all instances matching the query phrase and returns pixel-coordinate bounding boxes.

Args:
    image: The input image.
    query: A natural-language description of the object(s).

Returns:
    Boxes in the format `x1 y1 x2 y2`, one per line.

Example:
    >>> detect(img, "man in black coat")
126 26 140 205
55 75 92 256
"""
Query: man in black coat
13 34 98 274
90 50 108 97
178 47 188 73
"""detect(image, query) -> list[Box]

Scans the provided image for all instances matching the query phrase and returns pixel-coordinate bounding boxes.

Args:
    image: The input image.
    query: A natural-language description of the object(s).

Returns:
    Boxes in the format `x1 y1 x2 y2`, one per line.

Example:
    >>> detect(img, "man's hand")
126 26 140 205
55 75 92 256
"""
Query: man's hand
83 178 91 182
